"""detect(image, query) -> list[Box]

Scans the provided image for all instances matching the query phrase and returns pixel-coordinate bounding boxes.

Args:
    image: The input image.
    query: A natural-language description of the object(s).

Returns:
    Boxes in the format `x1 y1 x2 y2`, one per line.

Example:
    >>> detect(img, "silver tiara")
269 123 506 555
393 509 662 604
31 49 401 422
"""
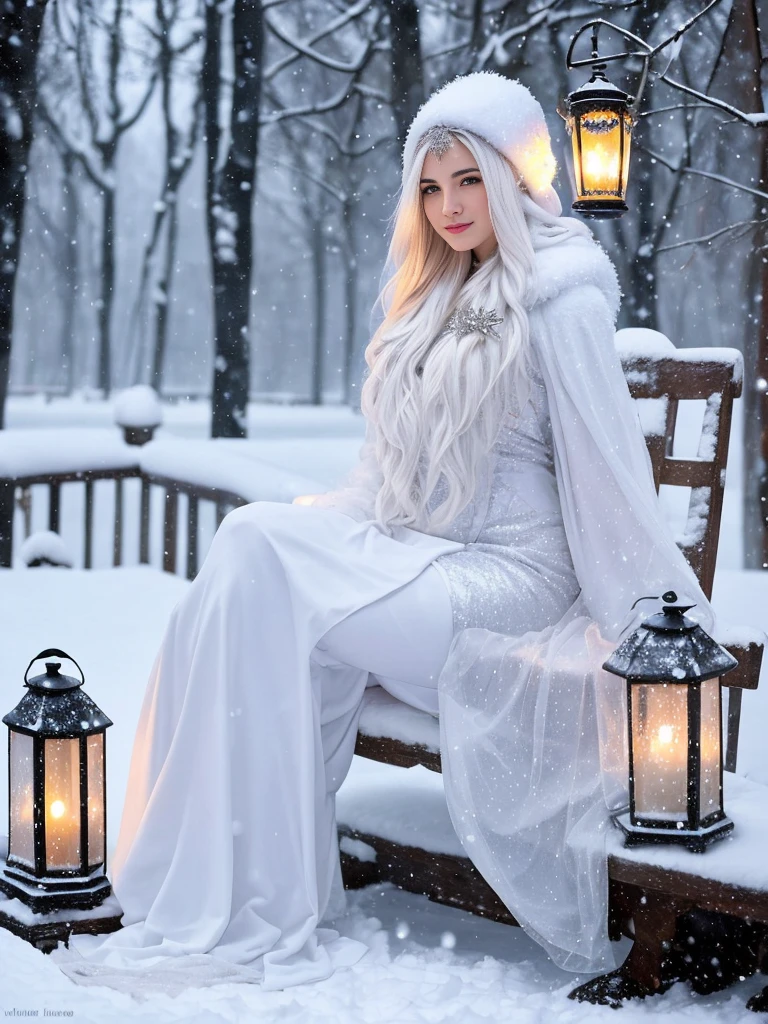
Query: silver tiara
421 125 455 158
440 305 504 341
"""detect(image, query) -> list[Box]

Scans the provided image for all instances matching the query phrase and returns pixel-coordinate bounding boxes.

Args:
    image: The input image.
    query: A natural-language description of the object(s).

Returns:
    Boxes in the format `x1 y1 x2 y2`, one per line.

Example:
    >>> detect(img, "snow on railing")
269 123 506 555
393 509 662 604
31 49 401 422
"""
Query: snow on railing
0 427 325 575
0 429 323 503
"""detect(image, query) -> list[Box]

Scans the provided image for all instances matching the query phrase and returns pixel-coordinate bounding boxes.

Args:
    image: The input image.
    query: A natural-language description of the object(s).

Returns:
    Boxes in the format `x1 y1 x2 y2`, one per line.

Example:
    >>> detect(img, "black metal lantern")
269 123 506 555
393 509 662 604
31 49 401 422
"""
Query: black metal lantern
564 68 634 218
564 25 635 218
2 649 113 912
603 592 737 853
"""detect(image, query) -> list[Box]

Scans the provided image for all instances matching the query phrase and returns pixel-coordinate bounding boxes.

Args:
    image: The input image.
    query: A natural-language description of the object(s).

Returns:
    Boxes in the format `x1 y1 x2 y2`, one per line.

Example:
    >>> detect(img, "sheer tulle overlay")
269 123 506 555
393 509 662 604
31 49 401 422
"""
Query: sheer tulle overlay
433 221 715 972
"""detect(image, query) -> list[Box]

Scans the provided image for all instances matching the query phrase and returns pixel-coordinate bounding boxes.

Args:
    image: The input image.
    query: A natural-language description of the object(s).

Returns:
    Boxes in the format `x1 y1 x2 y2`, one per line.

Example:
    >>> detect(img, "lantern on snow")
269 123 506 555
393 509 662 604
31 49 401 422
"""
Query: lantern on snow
604 592 737 852
1 650 113 912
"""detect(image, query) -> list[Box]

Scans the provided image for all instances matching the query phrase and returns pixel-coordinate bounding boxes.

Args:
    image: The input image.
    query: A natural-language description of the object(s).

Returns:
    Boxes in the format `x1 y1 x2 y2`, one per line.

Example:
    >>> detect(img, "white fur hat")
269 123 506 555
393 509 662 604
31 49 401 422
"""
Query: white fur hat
402 71 562 216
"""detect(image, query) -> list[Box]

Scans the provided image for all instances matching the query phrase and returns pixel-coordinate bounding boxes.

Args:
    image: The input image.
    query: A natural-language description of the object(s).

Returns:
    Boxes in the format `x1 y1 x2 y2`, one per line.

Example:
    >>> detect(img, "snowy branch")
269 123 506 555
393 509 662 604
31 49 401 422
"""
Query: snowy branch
115 70 160 136
264 0 375 81
267 155 347 206
642 145 768 202
260 82 354 125
652 70 768 128
656 218 764 253
353 82 388 103
265 10 375 74
36 103 110 190
293 113 389 159
473 5 594 70
645 0 725 60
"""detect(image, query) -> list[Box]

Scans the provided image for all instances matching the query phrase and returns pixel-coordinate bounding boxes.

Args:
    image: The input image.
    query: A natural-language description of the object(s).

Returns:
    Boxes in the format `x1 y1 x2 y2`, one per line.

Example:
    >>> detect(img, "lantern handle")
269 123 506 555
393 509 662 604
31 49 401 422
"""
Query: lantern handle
24 649 85 687
564 19 653 111
630 590 679 610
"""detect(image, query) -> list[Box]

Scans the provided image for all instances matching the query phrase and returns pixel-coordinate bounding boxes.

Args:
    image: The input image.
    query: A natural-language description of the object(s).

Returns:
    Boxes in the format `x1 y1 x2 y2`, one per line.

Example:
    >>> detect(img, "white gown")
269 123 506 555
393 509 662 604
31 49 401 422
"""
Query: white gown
52 216 716 991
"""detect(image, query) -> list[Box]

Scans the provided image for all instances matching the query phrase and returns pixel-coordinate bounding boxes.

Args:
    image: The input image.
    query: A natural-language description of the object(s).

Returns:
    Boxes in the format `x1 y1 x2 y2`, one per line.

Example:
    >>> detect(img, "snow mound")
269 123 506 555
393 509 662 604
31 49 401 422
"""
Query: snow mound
19 530 73 568
113 386 163 429
614 327 676 357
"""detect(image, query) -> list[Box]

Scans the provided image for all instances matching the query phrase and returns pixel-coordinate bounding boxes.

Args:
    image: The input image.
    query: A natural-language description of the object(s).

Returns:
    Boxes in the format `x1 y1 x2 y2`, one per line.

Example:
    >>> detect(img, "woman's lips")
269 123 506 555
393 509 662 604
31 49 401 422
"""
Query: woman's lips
445 223 471 234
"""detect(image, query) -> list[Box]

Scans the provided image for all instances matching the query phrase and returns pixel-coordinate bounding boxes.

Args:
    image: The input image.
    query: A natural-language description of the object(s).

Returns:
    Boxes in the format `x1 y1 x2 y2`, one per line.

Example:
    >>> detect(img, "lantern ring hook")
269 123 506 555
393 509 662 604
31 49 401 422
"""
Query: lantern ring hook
24 648 85 687
564 19 651 112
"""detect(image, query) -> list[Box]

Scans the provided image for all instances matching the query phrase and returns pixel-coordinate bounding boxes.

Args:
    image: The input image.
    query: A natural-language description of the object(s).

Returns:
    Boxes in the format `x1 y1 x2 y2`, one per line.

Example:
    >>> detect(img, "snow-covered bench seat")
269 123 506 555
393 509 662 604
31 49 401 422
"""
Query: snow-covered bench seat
341 344 768 1008
337 763 768 1008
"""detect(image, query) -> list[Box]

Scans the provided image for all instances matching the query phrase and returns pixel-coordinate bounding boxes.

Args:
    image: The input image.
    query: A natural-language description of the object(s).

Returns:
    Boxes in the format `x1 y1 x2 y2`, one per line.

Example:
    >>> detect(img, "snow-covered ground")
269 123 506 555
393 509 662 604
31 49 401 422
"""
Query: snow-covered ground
1 394 767 1022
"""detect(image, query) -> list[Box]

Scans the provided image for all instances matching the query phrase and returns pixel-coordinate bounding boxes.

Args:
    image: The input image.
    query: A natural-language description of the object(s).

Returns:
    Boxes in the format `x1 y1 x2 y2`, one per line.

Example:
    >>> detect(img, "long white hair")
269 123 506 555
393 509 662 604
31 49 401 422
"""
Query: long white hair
362 127 587 533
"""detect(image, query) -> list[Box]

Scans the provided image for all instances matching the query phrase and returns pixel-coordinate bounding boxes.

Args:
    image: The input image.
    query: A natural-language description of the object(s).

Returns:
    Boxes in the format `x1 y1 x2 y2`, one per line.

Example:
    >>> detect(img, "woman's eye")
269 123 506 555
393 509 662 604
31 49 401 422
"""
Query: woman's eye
421 177 481 196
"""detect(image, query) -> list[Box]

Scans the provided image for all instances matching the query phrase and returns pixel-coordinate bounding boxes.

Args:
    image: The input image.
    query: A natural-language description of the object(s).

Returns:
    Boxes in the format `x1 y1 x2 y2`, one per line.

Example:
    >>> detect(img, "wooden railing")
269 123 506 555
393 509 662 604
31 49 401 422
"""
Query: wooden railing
0 463 248 580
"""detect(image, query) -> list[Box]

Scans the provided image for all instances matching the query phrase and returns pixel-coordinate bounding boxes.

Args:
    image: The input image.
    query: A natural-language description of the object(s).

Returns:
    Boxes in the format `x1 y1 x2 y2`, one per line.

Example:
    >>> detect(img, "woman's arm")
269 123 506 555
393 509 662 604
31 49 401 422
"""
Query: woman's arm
530 281 715 642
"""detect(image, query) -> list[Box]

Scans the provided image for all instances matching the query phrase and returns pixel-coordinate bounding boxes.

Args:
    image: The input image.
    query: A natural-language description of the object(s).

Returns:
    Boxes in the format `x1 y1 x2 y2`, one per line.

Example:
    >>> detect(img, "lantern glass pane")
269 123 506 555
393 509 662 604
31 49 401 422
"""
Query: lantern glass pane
699 677 722 821
631 682 688 822
87 732 105 866
44 737 81 870
575 107 625 200
8 730 35 867
620 112 633 191
568 116 583 196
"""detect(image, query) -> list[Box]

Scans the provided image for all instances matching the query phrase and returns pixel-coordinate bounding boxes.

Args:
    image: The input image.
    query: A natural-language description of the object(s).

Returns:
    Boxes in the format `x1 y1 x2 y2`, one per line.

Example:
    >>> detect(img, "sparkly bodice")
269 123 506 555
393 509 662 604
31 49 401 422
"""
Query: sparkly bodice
425 346 581 637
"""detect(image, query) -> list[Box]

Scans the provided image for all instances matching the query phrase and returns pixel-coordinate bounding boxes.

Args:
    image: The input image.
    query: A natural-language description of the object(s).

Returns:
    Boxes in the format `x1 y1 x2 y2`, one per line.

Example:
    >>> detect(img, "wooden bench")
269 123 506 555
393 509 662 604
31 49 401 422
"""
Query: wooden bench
337 344 768 1008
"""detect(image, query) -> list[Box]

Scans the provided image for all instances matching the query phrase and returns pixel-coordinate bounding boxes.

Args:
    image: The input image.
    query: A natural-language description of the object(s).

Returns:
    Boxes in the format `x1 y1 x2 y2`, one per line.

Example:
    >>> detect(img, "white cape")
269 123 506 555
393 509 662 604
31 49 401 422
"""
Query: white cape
317 216 716 973
435 225 716 972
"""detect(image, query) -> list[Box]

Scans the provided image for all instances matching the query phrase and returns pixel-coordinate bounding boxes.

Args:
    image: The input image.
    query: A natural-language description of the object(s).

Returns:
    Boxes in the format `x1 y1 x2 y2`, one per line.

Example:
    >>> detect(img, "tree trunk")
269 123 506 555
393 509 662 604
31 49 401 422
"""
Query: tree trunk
309 212 326 405
205 0 263 438
152 198 179 392
143 0 202 392
98 182 116 395
96 0 125 398
60 153 79 394
742 0 768 569
340 195 359 408
0 0 48 427
385 0 423 148
623 3 661 332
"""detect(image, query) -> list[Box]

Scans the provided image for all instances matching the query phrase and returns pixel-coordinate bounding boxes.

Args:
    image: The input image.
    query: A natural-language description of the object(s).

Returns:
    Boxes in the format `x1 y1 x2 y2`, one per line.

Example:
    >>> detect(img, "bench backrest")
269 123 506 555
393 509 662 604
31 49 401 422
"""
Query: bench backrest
619 349 742 602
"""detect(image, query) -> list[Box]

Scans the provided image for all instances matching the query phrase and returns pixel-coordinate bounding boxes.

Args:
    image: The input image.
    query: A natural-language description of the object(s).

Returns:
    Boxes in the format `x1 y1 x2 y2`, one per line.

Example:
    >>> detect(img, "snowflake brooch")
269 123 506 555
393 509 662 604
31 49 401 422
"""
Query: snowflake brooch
440 305 505 341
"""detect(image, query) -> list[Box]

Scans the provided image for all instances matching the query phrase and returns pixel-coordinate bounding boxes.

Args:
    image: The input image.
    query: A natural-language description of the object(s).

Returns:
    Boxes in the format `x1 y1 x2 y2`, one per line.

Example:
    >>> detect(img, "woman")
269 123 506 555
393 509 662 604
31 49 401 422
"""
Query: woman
54 72 714 993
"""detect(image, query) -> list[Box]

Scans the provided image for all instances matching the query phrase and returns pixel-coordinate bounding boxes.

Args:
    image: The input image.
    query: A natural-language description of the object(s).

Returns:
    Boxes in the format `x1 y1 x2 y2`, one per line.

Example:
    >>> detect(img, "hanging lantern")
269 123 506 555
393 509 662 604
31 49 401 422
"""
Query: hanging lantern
603 592 737 852
1 649 113 913
564 65 634 218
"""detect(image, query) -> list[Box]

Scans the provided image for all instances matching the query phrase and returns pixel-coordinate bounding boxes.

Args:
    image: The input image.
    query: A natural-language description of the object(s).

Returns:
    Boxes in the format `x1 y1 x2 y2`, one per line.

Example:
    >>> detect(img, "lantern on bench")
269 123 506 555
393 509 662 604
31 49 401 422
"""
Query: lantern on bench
1 650 113 913
604 592 737 852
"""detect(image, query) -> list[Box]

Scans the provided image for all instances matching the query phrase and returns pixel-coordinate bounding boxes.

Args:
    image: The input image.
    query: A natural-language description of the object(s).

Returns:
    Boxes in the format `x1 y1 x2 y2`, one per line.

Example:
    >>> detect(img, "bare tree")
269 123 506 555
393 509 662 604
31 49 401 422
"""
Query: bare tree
124 0 205 391
37 0 158 396
384 0 423 145
204 0 264 438
0 0 48 428
260 0 388 404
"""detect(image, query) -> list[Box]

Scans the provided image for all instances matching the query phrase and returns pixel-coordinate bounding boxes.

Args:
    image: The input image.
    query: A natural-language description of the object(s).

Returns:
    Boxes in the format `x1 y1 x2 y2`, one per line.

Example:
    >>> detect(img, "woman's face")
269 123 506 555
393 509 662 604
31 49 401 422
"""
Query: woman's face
420 138 497 263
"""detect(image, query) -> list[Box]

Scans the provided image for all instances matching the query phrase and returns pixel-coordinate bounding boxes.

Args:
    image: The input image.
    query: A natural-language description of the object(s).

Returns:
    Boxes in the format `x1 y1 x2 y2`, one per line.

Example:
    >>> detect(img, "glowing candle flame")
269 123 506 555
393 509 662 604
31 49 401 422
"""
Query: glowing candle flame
50 800 66 818
657 724 674 746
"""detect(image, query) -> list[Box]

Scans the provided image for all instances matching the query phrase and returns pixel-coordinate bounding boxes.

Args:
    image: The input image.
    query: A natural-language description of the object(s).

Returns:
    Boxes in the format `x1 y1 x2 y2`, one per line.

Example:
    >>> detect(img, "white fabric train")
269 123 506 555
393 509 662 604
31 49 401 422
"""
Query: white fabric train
52 510 465 995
